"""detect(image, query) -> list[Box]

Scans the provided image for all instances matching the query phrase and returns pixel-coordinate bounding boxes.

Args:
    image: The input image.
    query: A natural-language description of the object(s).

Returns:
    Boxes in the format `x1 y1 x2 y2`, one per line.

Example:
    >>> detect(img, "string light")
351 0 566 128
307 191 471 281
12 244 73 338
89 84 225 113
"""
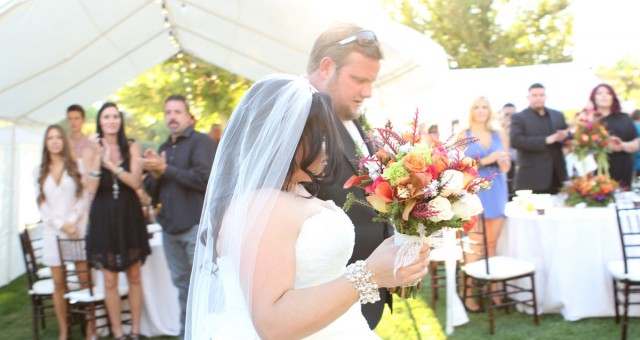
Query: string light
160 0 181 49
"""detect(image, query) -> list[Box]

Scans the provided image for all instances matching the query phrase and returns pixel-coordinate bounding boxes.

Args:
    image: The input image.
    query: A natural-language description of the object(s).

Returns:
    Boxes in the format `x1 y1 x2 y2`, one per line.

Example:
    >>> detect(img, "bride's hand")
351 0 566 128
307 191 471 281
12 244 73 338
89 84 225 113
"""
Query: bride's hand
365 237 431 288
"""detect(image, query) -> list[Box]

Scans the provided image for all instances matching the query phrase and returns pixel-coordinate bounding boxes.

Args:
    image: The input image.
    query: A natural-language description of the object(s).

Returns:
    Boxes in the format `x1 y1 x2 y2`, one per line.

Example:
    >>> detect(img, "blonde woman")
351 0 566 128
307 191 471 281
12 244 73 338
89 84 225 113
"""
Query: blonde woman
458 97 510 311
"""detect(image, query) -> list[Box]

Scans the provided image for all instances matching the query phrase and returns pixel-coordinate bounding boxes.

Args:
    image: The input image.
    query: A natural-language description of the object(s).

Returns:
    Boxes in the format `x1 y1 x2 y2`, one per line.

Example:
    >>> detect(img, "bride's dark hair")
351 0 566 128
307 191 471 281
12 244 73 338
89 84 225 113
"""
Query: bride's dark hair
284 92 342 195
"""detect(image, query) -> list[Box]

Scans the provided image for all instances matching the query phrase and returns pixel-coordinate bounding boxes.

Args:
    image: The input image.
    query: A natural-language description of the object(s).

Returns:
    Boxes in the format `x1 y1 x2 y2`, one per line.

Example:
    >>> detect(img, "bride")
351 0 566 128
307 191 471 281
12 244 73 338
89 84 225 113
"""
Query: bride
186 74 430 339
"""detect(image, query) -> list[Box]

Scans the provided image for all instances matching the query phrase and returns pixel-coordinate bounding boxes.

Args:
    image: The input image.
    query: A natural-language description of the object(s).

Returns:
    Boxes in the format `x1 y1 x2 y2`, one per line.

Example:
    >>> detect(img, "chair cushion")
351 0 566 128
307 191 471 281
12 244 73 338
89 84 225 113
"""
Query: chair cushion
37 263 75 279
65 285 129 303
430 245 463 262
608 259 640 281
464 256 535 280
29 278 54 295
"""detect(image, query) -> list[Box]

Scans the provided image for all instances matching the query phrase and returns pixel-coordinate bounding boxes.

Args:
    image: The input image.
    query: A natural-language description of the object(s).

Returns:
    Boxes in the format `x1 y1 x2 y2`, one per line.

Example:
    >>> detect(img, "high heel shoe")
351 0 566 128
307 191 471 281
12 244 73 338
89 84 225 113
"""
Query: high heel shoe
463 298 485 313
128 333 141 340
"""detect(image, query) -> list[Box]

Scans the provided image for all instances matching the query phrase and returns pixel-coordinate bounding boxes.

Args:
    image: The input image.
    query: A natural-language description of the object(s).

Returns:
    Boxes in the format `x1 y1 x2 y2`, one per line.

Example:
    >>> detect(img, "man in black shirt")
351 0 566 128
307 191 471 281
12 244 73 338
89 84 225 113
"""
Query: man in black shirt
511 83 568 194
142 94 216 339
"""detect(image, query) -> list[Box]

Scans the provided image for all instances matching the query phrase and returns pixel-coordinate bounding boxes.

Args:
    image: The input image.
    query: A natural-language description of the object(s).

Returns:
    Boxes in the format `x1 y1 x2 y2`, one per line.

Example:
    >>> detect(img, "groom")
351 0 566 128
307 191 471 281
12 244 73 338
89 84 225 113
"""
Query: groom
307 23 392 329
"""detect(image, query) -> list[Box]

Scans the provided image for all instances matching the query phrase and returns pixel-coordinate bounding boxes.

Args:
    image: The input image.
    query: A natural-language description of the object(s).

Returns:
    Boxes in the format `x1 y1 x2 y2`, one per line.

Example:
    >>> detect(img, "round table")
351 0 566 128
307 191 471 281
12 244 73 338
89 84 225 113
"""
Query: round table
497 201 639 320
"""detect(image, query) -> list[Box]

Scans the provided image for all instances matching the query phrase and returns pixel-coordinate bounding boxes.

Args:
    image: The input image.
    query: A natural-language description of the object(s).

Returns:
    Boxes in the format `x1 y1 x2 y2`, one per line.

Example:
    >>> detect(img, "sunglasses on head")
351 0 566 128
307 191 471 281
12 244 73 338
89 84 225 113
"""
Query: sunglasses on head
336 30 377 46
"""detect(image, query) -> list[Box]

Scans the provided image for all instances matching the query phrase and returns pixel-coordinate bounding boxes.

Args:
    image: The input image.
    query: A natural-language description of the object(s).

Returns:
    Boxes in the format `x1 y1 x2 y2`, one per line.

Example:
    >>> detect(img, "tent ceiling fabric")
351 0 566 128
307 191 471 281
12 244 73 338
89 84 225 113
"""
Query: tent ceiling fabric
0 0 449 126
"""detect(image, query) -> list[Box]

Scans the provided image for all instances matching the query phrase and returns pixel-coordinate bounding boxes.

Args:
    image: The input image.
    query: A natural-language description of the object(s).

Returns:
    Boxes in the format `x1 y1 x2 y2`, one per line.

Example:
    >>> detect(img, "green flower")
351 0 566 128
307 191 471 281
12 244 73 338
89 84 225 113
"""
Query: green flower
382 161 410 186
411 145 432 164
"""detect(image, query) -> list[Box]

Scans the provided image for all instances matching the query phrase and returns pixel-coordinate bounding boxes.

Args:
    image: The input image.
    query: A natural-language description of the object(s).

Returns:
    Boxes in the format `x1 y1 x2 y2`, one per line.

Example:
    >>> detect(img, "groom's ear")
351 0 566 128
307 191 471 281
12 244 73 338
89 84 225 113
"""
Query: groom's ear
318 57 336 80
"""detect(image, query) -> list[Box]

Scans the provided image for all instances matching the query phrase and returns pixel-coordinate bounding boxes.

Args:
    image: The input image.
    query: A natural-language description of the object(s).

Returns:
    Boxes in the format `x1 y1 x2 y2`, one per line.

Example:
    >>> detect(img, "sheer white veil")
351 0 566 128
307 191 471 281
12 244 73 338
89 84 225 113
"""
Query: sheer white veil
186 74 320 339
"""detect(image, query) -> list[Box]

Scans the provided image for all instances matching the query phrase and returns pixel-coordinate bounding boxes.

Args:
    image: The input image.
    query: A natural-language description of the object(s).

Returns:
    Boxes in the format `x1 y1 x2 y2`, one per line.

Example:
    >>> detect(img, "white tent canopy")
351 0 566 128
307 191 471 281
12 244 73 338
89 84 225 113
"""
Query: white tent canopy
0 0 448 126
0 0 449 286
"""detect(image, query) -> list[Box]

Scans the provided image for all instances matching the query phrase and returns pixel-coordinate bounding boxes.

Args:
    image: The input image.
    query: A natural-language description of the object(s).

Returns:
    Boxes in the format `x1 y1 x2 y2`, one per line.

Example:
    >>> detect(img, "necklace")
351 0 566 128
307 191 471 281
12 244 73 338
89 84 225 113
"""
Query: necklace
112 172 120 199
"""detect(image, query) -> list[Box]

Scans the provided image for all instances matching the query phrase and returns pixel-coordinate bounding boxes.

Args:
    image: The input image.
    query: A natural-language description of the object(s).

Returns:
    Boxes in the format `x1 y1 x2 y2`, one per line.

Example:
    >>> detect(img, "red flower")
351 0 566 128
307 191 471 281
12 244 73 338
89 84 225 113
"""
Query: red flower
343 174 370 189
462 215 478 232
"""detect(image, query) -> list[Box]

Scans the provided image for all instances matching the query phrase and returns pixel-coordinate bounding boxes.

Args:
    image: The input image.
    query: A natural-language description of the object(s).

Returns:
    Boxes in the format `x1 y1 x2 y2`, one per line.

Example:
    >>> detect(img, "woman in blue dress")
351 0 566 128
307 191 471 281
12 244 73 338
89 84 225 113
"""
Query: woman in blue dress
459 96 511 310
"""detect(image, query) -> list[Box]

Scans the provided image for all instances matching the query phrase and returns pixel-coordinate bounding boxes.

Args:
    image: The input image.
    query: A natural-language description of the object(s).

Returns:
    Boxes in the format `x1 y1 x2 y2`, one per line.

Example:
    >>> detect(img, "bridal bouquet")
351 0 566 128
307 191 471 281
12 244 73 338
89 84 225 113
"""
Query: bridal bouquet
343 111 493 298
570 110 612 176
562 174 618 207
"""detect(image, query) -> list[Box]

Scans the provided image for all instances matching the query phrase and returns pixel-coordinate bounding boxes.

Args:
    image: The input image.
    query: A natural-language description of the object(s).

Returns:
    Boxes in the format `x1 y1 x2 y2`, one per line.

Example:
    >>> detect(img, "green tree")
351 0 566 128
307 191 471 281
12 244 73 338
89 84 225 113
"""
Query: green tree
383 0 573 68
596 56 640 109
110 53 252 150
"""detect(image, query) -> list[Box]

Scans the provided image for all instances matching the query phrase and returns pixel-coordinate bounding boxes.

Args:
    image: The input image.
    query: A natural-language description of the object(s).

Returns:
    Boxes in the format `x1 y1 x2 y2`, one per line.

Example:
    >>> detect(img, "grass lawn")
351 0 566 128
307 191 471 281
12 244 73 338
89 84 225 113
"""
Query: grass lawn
2 273 637 339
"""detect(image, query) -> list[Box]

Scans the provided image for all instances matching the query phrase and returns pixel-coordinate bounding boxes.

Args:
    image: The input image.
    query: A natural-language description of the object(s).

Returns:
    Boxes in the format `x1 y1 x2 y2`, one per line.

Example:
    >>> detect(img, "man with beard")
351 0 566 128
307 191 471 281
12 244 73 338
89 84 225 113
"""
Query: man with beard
306 23 392 329
141 94 216 339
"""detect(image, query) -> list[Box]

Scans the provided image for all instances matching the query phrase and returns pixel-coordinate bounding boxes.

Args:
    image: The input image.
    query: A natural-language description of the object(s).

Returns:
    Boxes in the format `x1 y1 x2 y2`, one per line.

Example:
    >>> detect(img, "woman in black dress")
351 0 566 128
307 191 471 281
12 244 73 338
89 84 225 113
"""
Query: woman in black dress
590 84 640 187
83 102 150 339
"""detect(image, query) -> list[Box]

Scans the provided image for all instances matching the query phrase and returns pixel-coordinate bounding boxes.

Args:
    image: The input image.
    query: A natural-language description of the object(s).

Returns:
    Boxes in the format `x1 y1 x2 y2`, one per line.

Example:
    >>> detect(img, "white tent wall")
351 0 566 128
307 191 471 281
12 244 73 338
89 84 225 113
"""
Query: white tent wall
0 124 43 286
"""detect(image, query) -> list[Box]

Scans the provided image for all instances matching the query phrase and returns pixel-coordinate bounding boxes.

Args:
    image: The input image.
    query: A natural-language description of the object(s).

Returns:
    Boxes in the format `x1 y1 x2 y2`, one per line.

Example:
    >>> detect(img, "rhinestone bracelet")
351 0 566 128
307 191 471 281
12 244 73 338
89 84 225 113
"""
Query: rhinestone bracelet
345 260 380 304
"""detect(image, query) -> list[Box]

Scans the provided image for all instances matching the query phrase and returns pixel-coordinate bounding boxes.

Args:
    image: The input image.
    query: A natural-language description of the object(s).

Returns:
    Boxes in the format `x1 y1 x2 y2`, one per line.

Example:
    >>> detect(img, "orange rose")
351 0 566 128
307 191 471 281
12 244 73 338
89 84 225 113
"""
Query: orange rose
376 148 389 160
431 153 450 173
403 152 427 172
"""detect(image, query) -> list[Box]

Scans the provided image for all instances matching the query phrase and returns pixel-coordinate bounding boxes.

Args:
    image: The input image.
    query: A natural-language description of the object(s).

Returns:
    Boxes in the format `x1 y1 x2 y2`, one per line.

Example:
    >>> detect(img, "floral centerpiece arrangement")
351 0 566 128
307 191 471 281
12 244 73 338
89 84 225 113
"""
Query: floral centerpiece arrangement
343 111 493 298
570 110 612 176
561 174 618 207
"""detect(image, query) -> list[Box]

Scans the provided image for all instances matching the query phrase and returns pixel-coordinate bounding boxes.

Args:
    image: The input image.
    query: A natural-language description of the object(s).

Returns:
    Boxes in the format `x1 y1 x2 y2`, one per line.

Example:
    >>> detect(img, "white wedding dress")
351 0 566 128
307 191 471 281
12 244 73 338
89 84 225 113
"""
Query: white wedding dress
205 201 380 339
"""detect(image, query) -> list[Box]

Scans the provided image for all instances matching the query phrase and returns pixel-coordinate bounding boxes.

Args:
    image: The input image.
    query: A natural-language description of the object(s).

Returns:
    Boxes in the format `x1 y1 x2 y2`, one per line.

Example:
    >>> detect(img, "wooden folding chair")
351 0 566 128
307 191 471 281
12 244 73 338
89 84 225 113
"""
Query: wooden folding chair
609 197 640 340
19 230 54 339
461 214 539 334
57 237 131 338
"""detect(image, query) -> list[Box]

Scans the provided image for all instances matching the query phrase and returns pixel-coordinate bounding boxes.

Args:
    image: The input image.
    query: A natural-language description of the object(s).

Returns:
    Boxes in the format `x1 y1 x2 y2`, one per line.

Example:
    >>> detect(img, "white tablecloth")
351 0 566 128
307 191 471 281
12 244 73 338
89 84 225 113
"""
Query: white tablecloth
140 231 181 336
497 201 639 321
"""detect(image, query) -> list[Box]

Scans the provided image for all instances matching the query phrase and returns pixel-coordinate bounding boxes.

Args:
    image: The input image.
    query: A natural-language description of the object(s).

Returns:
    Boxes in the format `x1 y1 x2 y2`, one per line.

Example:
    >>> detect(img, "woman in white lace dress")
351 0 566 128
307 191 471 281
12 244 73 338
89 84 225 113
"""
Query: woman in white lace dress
186 75 431 339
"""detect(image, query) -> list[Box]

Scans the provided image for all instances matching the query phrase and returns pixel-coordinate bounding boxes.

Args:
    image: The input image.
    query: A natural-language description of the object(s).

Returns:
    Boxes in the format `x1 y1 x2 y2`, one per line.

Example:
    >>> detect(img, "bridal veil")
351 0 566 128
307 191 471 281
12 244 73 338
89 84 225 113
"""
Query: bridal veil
186 74 331 339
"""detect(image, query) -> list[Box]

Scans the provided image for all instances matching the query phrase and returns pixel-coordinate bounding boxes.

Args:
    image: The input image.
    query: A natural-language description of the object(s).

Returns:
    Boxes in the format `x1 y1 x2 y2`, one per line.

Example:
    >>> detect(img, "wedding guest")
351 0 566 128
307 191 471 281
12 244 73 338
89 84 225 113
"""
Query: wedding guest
83 102 150 340
66 104 91 160
631 110 640 179
459 97 510 310
501 103 517 195
306 23 391 328
209 123 223 145
590 84 639 187
142 94 216 339
34 125 88 340
511 83 568 194
499 103 516 132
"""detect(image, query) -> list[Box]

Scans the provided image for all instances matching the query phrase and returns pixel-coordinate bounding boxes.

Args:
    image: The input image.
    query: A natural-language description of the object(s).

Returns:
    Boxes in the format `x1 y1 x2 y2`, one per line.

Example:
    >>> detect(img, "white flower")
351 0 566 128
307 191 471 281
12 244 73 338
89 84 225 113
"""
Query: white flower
383 144 395 156
424 181 440 198
439 169 464 197
427 196 455 222
398 144 413 154
451 193 484 220
364 161 381 180
447 148 465 162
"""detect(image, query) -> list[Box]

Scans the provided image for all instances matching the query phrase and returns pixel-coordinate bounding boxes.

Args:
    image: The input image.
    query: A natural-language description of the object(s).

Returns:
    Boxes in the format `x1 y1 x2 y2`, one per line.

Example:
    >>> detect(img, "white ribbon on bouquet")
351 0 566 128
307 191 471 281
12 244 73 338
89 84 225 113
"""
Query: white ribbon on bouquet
393 226 468 335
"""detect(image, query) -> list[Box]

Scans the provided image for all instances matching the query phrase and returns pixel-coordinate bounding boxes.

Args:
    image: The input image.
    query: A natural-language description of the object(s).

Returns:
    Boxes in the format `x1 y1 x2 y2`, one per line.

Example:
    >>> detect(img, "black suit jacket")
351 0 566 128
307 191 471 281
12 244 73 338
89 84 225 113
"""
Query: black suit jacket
510 107 568 191
316 119 392 328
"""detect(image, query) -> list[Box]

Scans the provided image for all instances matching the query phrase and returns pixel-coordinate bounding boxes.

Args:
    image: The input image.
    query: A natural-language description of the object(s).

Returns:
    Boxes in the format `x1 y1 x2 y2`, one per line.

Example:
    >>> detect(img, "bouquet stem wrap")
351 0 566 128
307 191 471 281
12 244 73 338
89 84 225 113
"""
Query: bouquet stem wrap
392 227 468 334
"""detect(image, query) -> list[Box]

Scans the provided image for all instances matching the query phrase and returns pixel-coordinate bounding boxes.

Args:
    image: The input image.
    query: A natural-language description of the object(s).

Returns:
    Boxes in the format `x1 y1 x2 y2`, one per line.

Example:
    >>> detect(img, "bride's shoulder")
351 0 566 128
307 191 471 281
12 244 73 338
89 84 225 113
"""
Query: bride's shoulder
270 191 328 228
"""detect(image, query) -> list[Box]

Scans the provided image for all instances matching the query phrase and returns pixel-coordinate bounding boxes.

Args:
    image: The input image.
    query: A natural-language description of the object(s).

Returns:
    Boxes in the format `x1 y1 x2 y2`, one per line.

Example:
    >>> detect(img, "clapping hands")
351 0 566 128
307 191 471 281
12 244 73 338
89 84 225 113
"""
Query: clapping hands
488 150 511 165
608 136 623 152
546 129 569 144
141 149 167 178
